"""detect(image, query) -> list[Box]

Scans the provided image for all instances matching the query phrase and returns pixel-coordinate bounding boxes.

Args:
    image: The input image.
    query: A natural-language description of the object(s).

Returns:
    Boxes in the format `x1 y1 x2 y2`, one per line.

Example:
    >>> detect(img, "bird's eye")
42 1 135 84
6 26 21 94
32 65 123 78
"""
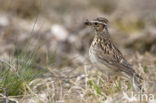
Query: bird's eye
94 22 98 25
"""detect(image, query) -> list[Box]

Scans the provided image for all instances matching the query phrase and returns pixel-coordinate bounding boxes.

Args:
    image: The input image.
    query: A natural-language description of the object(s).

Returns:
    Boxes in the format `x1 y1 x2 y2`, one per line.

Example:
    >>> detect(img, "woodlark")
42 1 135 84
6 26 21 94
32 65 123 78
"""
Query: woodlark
85 17 143 91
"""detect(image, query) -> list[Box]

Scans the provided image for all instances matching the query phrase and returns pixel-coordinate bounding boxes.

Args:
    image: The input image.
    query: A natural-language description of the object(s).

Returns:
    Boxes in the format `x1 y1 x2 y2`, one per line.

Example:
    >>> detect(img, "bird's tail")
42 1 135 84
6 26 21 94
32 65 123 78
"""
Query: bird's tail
132 74 144 92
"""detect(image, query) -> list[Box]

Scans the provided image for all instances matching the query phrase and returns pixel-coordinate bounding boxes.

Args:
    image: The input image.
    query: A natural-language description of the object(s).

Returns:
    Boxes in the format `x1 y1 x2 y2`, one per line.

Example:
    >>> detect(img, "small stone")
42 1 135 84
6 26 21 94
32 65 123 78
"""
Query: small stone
0 14 9 27
51 24 69 41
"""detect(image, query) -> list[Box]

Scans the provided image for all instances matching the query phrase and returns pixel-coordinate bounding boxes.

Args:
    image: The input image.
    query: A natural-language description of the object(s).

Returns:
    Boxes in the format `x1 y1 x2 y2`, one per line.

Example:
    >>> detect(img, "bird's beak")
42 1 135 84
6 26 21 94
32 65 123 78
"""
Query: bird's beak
84 19 92 26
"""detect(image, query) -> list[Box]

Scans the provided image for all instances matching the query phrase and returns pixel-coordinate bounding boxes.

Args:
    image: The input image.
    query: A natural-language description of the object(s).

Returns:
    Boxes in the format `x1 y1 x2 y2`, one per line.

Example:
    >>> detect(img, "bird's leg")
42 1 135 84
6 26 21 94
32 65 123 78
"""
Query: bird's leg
106 72 110 82
106 73 113 83
114 76 118 82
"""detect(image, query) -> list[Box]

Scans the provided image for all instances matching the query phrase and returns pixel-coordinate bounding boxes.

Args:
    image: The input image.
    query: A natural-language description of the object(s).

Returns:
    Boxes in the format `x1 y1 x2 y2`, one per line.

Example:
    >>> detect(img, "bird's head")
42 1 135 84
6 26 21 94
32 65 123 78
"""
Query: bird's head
85 17 109 33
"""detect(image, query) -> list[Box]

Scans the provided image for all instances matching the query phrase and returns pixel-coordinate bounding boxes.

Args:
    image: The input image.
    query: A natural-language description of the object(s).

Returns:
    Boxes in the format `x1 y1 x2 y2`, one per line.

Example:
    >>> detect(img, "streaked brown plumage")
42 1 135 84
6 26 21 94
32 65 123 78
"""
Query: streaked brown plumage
85 17 143 91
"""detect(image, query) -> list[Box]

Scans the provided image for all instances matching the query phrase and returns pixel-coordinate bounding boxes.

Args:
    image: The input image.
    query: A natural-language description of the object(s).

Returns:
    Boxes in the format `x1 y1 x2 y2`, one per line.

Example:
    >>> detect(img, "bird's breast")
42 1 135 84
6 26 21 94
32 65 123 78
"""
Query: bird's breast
89 46 97 63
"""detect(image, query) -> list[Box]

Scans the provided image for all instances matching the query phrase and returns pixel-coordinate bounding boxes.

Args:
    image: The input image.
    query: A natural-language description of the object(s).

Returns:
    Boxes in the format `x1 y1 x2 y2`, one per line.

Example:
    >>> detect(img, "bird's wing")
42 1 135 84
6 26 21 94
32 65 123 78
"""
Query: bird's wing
96 38 142 79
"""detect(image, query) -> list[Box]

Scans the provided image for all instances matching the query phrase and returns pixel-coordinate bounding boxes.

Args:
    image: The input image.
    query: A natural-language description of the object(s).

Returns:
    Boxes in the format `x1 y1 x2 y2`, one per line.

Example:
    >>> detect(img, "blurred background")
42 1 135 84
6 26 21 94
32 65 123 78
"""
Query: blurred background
0 0 156 103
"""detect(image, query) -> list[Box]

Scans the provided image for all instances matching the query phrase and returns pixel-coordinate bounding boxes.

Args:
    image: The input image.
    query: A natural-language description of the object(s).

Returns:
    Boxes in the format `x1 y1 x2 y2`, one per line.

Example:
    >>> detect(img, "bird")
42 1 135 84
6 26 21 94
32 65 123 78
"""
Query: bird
84 17 144 91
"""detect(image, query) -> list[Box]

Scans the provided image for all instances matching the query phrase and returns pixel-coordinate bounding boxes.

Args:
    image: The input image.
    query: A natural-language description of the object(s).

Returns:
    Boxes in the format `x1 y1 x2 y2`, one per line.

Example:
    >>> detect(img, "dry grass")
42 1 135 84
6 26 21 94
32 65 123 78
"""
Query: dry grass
1 51 155 103
21 56 156 103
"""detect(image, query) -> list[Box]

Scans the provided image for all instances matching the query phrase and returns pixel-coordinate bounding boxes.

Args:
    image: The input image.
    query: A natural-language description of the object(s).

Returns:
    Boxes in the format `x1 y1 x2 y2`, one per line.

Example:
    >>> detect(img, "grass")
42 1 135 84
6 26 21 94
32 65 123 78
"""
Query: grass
0 45 45 96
